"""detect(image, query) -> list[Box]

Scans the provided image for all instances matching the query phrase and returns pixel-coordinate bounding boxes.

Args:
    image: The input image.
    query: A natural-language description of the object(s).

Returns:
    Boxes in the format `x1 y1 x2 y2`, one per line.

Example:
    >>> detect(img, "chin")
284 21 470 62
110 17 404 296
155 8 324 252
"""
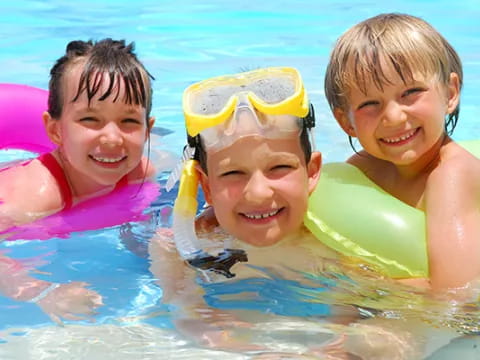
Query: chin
94 174 125 186
239 233 283 247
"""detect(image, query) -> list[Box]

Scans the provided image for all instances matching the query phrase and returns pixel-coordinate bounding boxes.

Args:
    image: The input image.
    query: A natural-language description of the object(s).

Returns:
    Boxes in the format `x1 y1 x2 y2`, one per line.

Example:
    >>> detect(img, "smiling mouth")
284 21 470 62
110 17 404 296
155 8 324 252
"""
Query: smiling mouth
381 128 419 144
89 155 127 163
241 208 283 220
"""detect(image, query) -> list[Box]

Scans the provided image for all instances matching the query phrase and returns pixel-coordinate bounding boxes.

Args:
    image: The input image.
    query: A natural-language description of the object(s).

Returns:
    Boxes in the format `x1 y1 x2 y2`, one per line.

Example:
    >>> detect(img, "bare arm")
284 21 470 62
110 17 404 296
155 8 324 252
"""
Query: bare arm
0 253 102 324
425 153 480 289
0 253 51 300
148 230 201 305
0 159 63 231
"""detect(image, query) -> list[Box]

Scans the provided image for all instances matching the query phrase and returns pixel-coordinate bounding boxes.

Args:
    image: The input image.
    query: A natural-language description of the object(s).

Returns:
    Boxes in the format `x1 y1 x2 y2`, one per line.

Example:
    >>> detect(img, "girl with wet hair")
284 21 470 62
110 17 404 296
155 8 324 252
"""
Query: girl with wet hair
0 38 157 323
0 38 156 230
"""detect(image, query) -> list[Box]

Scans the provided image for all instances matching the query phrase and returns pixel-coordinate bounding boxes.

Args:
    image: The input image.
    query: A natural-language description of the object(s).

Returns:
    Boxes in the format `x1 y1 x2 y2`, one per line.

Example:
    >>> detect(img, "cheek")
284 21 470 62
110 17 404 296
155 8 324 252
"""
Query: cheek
209 180 241 205
350 113 376 134
128 131 148 147
215 179 246 200
282 174 309 204
61 130 83 155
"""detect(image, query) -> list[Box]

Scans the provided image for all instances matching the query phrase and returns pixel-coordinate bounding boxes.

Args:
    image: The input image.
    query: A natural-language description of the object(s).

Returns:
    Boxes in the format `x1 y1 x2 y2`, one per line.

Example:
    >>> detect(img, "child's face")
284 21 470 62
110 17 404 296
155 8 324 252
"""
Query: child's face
335 63 460 169
199 135 321 247
44 62 154 193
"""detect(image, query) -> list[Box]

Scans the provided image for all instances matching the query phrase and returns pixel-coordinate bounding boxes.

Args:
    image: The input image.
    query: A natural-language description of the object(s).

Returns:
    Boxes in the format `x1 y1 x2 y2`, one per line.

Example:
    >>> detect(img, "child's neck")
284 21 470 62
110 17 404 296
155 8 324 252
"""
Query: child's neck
53 150 115 200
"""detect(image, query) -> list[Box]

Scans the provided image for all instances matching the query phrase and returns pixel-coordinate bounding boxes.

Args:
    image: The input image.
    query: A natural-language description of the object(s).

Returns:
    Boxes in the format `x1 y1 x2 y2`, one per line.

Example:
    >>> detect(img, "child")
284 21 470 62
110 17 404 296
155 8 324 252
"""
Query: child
0 38 155 323
0 38 155 231
324 13 480 290
150 67 354 353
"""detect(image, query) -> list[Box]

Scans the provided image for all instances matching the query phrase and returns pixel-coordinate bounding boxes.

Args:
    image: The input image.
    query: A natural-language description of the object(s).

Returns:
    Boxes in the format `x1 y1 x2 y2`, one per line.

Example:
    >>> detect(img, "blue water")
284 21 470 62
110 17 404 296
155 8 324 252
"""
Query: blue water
1 1 480 359
1 0 479 161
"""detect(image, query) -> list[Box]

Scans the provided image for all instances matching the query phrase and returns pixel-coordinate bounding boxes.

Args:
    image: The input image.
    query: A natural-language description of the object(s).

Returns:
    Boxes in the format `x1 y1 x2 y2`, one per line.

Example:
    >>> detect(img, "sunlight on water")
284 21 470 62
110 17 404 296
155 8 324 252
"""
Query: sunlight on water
1 0 480 359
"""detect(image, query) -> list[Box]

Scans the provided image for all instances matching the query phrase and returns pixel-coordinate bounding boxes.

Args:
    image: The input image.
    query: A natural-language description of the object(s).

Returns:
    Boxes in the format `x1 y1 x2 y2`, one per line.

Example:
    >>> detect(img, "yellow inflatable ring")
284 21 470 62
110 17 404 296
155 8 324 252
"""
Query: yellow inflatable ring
305 140 480 279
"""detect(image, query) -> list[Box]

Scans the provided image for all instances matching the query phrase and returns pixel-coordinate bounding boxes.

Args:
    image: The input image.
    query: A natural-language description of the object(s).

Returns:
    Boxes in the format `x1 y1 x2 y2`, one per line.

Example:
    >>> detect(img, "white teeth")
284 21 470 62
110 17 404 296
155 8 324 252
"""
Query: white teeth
92 155 124 163
244 209 280 219
383 129 417 143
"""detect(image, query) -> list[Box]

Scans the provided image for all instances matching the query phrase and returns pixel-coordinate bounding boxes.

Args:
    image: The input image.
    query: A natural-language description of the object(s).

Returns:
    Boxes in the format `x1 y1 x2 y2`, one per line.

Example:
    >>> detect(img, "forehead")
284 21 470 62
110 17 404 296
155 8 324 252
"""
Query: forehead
63 60 129 104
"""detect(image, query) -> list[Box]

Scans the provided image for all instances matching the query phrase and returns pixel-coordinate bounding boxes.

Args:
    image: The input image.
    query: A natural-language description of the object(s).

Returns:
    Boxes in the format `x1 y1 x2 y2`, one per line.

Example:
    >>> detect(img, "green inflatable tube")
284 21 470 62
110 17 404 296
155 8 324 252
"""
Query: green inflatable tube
305 140 480 279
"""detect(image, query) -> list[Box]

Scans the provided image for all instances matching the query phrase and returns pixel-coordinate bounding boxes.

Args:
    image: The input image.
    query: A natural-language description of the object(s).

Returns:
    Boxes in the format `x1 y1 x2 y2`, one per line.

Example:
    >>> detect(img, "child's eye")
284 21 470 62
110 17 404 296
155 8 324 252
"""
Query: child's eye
403 87 424 97
122 118 142 125
271 164 294 171
220 170 243 177
357 100 379 110
79 117 98 122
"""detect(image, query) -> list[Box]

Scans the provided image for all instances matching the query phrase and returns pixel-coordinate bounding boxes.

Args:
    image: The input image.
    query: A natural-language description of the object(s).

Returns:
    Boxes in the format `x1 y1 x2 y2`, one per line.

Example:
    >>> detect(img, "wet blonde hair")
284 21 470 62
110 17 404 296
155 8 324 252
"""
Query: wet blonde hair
324 13 463 133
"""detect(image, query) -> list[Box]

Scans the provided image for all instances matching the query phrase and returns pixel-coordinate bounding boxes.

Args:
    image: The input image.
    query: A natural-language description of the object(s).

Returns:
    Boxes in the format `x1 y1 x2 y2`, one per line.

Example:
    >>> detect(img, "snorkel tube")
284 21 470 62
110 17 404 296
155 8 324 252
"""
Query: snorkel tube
171 149 248 279
171 158 202 259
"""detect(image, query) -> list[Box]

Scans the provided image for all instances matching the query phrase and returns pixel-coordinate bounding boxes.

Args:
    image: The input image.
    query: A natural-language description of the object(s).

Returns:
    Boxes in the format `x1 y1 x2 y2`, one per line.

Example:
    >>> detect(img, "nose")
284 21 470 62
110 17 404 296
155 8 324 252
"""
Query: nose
381 100 407 127
99 122 124 147
228 97 262 136
243 171 274 204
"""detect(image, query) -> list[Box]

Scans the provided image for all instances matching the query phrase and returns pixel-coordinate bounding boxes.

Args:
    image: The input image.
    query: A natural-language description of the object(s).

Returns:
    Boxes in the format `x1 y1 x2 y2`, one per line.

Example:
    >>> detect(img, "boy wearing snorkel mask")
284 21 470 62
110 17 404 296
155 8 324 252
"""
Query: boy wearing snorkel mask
157 67 340 278
149 67 349 353
189 68 321 248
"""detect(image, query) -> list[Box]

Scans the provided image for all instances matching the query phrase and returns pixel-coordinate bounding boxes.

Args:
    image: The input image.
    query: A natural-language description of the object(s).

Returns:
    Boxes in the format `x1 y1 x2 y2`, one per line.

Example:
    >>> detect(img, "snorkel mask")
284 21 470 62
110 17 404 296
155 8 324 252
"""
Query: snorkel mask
167 67 315 280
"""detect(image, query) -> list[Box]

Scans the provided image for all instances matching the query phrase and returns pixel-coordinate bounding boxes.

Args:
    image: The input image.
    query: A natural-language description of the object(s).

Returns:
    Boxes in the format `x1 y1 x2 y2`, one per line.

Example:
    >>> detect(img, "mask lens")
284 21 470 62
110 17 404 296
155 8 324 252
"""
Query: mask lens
246 75 297 104
188 70 298 117
190 84 242 115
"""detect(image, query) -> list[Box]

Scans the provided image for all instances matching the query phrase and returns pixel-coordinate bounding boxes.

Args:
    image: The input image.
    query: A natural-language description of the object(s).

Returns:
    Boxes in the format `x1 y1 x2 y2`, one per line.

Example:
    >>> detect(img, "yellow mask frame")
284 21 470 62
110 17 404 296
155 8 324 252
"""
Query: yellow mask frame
183 67 310 137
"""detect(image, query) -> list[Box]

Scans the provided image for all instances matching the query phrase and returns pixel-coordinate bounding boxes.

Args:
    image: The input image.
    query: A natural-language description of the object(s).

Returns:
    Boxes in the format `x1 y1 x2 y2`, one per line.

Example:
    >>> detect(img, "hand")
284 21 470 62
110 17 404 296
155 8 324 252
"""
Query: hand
35 281 103 325
195 206 218 233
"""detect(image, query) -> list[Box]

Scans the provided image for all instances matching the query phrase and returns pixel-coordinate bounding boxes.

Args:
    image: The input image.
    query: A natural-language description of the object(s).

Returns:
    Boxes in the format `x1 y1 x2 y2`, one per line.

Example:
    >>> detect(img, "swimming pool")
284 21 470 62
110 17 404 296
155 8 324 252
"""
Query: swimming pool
1 0 480 359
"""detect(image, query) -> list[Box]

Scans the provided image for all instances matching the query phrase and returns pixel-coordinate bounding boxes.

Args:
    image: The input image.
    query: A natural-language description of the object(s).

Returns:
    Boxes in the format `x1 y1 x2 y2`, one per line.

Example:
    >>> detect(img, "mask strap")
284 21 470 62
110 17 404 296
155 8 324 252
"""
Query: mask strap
165 144 196 192
303 103 316 151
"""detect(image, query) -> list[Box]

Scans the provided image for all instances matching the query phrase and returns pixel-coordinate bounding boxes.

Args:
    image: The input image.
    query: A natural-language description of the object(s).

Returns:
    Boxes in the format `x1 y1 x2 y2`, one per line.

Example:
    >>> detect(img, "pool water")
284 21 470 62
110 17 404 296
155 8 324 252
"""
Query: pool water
1 1 480 359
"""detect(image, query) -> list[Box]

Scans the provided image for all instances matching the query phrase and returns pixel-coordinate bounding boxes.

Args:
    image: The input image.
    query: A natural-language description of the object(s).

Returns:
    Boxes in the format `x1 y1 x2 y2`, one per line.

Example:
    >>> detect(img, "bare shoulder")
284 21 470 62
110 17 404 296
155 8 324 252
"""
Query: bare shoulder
440 141 479 162
0 159 63 223
435 142 480 183
426 142 480 204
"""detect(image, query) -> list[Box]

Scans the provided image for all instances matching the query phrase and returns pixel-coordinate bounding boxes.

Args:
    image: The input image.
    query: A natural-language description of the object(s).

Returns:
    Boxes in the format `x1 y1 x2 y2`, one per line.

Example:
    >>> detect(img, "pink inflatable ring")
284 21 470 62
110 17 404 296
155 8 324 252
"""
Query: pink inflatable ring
0 83 55 153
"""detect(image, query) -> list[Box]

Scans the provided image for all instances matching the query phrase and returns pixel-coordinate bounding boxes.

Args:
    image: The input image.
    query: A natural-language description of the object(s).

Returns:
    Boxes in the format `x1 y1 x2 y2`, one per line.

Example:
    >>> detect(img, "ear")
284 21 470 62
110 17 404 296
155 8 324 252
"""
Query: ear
196 164 213 205
334 108 356 137
446 72 460 114
307 151 322 195
147 116 155 132
43 111 62 145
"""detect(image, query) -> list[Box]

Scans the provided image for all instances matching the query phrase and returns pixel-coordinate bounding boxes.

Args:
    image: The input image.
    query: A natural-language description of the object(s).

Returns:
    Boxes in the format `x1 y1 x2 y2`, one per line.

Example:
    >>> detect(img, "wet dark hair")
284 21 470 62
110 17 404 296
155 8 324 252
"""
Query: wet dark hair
48 38 154 124
192 106 315 174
